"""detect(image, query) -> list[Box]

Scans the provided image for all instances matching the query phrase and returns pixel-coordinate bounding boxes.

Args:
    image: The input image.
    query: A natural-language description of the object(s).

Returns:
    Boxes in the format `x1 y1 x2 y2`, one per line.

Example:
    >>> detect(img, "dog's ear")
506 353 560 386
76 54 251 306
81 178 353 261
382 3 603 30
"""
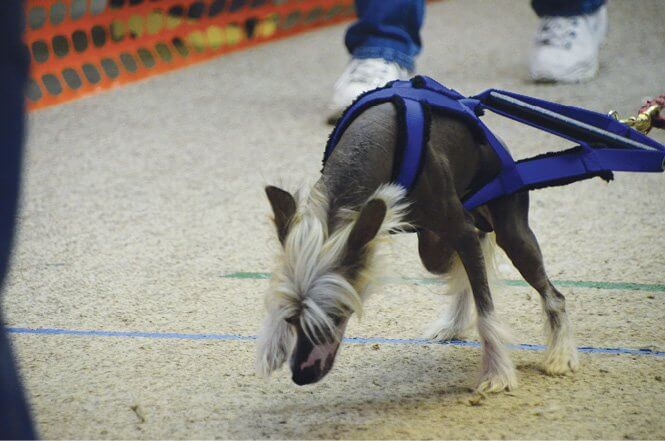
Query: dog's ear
265 186 297 245
346 198 387 259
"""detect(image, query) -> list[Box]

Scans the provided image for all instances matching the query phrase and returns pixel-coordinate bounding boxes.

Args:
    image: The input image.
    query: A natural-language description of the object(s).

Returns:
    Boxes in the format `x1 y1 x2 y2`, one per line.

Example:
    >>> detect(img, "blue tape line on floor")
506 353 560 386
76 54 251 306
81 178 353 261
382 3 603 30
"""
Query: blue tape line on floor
6 327 664 358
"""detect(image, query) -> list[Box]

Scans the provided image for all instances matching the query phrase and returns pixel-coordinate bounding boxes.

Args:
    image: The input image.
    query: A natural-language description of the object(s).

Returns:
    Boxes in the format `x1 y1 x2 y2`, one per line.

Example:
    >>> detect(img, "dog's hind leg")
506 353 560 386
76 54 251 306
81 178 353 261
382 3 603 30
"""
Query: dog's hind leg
488 192 579 376
419 230 475 341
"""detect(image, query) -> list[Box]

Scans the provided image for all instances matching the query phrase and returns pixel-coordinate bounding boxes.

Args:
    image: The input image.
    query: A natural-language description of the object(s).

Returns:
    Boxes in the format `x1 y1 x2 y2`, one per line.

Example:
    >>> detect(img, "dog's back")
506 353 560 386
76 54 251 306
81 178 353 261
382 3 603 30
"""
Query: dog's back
321 101 501 229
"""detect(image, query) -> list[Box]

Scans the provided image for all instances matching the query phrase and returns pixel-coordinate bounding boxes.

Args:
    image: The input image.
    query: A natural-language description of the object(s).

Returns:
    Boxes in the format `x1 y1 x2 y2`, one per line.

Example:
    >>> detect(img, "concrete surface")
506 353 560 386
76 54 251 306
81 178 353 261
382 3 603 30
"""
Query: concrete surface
3 0 665 438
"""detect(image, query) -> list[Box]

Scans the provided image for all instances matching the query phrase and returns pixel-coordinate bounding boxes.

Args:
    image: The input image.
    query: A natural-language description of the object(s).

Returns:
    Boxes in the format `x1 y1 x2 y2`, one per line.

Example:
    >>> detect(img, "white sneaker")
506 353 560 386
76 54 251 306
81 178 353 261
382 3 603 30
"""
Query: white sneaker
328 58 411 123
529 5 608 83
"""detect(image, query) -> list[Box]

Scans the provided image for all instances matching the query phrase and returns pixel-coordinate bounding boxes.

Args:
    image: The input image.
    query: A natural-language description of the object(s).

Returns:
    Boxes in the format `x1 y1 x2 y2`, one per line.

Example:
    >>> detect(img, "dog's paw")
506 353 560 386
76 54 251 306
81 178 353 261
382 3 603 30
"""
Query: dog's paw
542 347 579 376
423 324 464 342
423 316 472 342
476 369 517 393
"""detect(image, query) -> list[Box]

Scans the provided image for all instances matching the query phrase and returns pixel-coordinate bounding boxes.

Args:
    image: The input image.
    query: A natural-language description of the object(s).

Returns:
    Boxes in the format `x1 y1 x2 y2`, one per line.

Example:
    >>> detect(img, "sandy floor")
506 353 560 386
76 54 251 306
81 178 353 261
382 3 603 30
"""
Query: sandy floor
4 0 665 439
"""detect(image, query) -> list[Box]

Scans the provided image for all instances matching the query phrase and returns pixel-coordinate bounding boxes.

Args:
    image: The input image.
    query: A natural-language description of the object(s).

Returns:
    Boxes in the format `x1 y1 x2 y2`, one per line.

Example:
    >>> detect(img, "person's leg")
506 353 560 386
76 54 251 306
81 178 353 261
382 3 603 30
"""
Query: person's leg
345 0 425 72
531 0 605 17
529 0 607 82
328 0 424 122
0 0 35 438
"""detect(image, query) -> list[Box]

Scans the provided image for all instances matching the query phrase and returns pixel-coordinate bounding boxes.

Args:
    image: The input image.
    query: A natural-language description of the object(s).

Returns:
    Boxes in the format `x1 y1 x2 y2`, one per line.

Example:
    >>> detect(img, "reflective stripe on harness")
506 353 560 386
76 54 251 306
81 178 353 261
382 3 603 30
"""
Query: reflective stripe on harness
322 76 665 210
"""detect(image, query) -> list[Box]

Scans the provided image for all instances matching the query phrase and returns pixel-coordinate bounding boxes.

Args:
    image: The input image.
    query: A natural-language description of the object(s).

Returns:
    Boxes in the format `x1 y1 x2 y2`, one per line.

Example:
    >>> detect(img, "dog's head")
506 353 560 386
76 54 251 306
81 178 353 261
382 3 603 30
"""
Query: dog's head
255 184 407 385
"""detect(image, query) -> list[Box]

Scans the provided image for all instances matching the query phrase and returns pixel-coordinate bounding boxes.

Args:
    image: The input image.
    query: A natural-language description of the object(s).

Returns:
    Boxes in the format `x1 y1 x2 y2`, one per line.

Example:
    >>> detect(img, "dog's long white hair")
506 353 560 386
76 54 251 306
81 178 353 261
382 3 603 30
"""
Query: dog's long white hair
256 183 410 377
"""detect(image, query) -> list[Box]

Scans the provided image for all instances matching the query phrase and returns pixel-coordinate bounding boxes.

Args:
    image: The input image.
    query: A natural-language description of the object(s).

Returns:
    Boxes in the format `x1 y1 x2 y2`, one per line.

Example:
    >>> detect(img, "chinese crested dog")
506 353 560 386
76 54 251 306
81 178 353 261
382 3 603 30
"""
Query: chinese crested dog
255 102 578 392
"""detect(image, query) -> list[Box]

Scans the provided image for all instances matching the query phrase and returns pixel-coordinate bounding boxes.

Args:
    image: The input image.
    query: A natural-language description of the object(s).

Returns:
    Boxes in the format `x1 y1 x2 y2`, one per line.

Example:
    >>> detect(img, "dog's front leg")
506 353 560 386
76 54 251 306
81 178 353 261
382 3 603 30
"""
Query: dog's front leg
453 221 517 393
417 229 456 275
419 229 475 341
424 196 517 393
420 192 517 392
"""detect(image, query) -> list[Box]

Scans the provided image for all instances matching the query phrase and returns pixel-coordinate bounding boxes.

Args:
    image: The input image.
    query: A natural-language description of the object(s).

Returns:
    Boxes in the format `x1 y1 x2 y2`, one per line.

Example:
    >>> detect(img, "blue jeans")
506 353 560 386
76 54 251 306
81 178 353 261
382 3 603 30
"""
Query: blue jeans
346 0 606 71
0 0 35 439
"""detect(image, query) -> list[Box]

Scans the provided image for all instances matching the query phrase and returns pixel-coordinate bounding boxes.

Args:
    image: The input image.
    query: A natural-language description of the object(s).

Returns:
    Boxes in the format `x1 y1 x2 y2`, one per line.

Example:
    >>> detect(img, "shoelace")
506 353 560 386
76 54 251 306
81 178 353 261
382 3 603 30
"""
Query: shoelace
537 16 582 49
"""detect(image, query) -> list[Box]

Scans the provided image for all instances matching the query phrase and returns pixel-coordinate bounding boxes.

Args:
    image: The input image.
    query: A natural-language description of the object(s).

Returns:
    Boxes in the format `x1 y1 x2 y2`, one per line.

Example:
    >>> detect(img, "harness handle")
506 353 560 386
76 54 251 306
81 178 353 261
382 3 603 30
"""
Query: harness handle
609 94 665 134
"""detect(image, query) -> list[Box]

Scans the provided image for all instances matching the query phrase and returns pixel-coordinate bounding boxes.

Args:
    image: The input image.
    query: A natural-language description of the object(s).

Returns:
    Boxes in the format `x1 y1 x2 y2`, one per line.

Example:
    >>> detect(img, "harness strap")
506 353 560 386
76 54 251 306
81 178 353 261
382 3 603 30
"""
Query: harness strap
474 89 663 152
397 98 427 190
324 79 480 164
462 88 665 209
324 76 665 211
463 146 665 209
324 79 476 192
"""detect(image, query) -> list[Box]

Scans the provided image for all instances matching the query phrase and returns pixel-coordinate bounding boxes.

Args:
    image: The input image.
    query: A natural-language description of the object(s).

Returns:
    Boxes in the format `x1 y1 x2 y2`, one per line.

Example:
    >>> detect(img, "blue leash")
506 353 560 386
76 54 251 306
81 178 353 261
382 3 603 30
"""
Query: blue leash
323 76 665 210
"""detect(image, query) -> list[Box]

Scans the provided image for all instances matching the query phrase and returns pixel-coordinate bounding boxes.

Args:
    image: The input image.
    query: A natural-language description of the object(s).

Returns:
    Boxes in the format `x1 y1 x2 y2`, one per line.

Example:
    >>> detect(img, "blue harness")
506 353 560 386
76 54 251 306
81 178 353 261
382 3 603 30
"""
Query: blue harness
323 76 665 210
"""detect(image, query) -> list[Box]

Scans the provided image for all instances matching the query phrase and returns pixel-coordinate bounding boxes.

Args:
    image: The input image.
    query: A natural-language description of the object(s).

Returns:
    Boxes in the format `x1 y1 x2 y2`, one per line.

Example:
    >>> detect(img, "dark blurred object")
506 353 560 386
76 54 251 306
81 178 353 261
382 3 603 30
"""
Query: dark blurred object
0 0 36 439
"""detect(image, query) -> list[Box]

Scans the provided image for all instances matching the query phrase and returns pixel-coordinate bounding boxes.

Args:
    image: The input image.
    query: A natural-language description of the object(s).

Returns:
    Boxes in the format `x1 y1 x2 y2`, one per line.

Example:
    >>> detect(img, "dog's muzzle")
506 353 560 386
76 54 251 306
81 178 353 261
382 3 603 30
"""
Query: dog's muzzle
289 319 348 385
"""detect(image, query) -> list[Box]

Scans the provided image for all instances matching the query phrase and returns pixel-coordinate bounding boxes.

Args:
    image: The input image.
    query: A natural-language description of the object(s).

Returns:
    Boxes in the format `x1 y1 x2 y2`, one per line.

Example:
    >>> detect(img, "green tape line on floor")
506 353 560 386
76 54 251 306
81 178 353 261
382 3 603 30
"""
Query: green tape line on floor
222 272 665 293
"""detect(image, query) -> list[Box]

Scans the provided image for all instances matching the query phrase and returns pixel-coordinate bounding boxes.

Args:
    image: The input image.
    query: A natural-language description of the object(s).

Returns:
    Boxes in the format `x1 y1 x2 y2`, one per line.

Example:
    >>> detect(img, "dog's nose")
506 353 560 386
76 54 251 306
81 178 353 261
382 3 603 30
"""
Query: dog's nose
291 366 321 386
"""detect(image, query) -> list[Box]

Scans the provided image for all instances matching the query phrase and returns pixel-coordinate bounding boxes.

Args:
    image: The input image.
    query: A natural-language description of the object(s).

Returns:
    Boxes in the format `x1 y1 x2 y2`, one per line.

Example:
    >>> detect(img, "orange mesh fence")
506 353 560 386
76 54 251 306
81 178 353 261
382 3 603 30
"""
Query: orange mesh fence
25 0 356 110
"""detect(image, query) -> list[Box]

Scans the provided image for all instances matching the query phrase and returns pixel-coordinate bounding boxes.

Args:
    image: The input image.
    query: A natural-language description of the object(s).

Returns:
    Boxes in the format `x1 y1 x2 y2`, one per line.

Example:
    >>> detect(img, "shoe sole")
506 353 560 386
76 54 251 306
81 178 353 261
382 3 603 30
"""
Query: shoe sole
530 59 599 83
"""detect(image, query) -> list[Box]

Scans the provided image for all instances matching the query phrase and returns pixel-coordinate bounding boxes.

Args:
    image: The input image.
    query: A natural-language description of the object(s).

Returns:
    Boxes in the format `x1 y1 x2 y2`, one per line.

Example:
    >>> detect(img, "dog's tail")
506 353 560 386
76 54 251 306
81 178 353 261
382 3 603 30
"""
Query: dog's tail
423 232 500 340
